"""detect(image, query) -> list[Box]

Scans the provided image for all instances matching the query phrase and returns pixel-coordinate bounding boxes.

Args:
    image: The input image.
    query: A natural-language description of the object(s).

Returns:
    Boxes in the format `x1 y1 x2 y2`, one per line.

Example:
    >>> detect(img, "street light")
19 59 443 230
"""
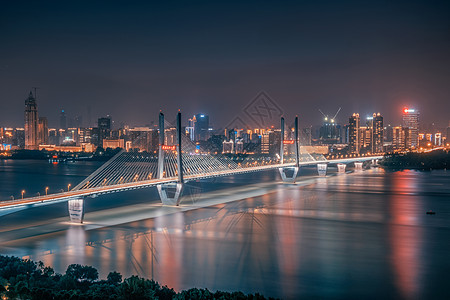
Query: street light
45 187 49 195
67 183 71 191
21 190 25 199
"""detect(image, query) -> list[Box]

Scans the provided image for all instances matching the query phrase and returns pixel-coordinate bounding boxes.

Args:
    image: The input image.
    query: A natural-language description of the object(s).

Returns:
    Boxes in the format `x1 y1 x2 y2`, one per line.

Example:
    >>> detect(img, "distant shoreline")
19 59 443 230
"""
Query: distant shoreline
380 150 449 170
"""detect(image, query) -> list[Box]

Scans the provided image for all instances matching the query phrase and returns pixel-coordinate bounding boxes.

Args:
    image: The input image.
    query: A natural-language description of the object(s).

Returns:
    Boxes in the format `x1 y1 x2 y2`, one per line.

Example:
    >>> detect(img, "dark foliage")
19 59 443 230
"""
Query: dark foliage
0 255 277 300
381 150 450 170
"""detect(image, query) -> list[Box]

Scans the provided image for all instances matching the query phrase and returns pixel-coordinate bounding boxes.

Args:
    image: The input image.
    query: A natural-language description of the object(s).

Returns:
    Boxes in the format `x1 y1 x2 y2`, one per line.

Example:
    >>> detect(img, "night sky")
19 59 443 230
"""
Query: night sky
1 0 449 129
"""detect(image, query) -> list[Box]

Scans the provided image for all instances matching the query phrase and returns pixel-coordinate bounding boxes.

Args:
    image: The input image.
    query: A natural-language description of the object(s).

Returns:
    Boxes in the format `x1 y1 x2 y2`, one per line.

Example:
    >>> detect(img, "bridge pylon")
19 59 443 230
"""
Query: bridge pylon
278 116 299 182
156 111 184 206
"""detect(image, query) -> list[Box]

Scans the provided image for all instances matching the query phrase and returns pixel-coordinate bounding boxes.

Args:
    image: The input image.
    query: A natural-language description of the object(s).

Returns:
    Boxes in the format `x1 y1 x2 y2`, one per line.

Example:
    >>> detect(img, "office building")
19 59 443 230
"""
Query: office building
38 117 48 145
194 114 209 141
186 117 195 141
319 118 341 144
402 108 419 148
348 113 360 154
371 113 384 153
235 138 244 154
98 116 112 146
222 139 234 153
60 110 67 130
128 127 158 152
393 126 411 150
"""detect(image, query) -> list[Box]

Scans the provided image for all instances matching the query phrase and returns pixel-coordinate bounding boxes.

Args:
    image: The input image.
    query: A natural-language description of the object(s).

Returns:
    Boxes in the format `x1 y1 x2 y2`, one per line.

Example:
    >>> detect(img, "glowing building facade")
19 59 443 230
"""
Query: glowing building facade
24 91 39 150
348 113 360 154
402 108 419 148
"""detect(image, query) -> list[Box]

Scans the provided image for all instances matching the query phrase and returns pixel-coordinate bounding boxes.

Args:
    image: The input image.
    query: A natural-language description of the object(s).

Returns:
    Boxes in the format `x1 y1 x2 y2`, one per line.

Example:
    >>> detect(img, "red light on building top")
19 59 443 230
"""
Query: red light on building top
403 108 415 114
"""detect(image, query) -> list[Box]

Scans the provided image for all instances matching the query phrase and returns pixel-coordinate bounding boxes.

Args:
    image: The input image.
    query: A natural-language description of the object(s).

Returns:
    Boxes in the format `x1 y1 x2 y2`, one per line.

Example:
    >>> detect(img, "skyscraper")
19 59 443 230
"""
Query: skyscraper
38 117 49 145
348 113 360 154
194 114 209 141
402 108 419 148
24 91 38 149
393 126 411 150
186 117 195 141
60 110 67 130
98 116 112 146
371 113 384 153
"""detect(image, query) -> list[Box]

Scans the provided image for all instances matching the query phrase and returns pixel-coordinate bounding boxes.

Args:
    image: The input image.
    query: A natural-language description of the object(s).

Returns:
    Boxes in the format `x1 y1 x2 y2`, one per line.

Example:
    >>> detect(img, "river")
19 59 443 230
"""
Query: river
1 159 449 299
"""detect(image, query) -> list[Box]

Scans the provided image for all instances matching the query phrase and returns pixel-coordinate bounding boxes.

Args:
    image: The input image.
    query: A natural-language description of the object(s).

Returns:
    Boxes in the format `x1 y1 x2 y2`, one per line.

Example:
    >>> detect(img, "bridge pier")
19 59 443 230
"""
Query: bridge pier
278 167 299 183
317 163 328 176
354 162 363 171
337 163 347 173
68 198 85 223
157 183 184 206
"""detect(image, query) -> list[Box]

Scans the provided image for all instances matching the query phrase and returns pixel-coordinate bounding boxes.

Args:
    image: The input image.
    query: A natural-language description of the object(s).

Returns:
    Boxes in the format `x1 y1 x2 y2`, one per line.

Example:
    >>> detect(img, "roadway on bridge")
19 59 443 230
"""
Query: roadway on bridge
0 156 382 213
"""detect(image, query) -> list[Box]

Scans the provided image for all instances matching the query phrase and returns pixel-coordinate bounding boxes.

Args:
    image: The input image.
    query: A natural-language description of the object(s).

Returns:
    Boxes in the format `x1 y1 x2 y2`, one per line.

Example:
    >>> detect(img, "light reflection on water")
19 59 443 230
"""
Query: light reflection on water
1 161 450 298
389 171 423 300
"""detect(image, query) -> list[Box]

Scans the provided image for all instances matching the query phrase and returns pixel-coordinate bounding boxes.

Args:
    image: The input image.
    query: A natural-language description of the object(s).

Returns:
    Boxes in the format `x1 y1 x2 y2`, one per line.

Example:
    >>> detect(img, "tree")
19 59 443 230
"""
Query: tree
107 271 122 285
119 276 156 300
66 264 99 283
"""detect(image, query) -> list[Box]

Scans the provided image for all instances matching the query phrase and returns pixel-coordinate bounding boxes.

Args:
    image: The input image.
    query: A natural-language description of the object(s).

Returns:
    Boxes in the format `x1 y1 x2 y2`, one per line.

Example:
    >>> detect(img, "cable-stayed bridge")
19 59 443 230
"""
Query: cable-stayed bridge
0 111 382 222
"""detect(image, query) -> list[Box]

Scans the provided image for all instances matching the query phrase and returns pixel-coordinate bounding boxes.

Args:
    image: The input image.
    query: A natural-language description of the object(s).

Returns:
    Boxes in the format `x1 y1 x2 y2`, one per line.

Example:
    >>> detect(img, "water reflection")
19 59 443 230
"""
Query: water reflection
66 225 86 264
1 169 449 298
389 171 423 299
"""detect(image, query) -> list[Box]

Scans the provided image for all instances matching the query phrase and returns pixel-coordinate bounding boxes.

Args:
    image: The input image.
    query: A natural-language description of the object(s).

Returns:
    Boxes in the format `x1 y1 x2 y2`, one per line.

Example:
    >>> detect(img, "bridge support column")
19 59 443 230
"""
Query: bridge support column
278 167 299 183
317 163 328 176
157 183 183 206
337 163 347 173
68 198 84 223
354 162 363 171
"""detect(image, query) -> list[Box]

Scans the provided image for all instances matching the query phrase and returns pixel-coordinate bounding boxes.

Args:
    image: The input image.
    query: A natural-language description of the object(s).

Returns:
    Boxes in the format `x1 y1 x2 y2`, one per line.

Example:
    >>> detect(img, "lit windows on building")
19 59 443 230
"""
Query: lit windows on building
402 108 419 148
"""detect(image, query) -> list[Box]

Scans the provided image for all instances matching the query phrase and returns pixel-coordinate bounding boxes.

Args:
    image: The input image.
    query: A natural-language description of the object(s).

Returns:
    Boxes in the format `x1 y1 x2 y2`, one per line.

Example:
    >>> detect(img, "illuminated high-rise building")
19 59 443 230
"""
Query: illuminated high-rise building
393 126 411 150
186 117 195 141
24 91 39 149
38 117 48 145
434 133 442 146
194 114 209 141
348 113 360 154
359 126 371 151
235 138 244 154
371 113 384 153
402 108 419 148
222 139 234 153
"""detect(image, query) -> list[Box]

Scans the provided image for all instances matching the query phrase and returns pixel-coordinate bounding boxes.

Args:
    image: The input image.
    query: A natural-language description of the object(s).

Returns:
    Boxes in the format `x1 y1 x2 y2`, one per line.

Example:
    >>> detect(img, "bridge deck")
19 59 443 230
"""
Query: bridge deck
0 156 382 212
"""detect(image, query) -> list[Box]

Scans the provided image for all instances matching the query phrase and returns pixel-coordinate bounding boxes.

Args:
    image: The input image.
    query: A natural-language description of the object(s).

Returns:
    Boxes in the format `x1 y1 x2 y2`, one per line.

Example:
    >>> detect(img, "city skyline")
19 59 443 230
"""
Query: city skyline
0 89 439 131
1 1 450 128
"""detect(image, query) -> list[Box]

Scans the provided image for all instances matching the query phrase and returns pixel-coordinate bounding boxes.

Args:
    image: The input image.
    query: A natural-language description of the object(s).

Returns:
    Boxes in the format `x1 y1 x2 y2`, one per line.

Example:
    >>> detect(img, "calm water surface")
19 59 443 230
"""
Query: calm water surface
1 159 450 299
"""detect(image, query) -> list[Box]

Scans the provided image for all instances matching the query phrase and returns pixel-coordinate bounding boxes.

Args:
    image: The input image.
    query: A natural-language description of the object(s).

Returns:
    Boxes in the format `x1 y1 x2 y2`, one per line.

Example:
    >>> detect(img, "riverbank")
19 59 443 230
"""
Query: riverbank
380 150 449 170
0 148 121 162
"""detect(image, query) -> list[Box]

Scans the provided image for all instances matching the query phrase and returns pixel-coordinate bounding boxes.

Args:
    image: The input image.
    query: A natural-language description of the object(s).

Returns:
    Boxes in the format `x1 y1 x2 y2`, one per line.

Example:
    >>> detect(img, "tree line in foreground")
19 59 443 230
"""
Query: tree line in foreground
0 255 275 300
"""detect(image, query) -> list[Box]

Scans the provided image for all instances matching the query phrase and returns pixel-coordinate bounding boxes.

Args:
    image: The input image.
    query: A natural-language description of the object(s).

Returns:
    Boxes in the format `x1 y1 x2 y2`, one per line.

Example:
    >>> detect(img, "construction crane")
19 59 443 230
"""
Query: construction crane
318 107 341 123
